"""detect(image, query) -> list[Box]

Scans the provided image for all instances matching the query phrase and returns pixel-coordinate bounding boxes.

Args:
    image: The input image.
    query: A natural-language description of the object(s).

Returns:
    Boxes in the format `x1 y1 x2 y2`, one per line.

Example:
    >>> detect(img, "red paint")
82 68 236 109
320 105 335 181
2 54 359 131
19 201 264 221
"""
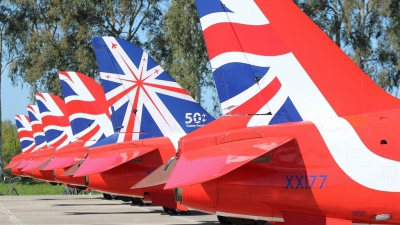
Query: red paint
230 77 281 114
204 23 290 60
255 0 400 116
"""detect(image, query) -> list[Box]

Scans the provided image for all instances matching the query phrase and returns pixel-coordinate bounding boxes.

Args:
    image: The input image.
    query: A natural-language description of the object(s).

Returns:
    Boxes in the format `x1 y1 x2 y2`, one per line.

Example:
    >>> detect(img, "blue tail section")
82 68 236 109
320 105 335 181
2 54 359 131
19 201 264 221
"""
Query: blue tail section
92 37 214 143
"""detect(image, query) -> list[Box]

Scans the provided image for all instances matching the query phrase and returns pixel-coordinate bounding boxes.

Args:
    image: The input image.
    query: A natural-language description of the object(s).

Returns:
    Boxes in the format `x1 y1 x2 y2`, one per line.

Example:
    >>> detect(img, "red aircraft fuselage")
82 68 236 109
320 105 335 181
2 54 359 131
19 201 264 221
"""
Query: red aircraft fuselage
174 110 400 224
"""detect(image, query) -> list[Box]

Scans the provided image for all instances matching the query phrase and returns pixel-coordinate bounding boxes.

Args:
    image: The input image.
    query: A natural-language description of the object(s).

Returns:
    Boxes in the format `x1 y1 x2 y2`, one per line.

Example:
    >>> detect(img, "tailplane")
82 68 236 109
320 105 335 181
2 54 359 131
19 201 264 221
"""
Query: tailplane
195 0 400 125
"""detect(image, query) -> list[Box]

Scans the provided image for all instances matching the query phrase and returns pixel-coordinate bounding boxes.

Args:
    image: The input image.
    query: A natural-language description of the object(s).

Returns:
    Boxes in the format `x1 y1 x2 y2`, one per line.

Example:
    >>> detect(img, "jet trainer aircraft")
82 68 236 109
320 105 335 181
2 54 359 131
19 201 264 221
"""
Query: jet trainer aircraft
156 0 400 224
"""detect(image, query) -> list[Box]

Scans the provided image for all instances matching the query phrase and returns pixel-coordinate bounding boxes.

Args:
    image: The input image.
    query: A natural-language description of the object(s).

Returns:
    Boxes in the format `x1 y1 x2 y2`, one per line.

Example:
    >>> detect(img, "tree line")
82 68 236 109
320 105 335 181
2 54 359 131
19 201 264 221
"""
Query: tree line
2 0 399 110
1 120 20 178
1 0 400 176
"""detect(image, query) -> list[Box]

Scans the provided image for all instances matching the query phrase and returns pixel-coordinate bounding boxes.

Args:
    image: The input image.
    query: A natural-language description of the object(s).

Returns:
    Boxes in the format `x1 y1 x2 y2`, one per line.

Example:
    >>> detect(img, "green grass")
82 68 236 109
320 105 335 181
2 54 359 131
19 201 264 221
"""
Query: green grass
0 178 101 196
0 181 64 195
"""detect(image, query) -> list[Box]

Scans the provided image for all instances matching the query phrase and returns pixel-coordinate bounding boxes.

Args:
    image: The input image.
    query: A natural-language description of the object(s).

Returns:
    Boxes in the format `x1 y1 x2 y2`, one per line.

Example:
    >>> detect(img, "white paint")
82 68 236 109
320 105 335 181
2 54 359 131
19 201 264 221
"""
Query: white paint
313 117 400 192
100 37 195 141
237 52 400 192
206 0 400 193
200 0 269 30
212 52 336 121
15 115 35 152
59 72 96 102
27 105 47 151
0 202 20 225
36 93 64 117
60 72 114 142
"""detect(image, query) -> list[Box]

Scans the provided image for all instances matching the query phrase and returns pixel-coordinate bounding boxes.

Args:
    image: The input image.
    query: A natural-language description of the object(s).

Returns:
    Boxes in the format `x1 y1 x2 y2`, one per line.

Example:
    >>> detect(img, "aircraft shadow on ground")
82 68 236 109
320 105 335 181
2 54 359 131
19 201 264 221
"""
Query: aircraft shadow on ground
54 203 137 207
37 197 104 200
65 210 164 215
172 223 219 225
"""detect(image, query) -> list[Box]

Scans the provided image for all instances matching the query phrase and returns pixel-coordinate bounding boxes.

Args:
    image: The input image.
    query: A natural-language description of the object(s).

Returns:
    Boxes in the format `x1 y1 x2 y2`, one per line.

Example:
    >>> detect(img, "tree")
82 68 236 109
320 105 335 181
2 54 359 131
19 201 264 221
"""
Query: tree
99 0 165 45
295 0 400 94
7 0 166 100
1 120 20 178
146 0 221 117
0 0 26 181
376 0 400 94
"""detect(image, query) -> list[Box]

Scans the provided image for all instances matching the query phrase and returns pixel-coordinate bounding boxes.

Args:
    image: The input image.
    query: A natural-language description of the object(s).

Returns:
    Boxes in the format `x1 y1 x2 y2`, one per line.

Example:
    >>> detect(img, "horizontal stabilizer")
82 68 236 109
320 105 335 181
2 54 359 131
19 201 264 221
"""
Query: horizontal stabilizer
132 158 177 189
5 161 21 169
165 137 293 189
73 147 156 177
43 144 87 170
43 156 82 171
21 157 51 172
15 160 31 170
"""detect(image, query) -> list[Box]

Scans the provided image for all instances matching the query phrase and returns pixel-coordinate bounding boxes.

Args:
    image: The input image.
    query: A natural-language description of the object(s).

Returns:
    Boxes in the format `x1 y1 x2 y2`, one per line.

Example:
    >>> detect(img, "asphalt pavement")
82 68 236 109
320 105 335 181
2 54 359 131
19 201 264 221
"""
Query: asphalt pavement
0 195 219 225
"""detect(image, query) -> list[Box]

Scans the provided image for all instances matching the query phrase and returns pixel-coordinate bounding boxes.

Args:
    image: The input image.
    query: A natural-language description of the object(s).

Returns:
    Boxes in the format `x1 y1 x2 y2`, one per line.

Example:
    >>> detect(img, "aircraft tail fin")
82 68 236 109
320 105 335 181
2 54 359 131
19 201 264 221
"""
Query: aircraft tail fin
195 0 400 125
27 105 47 151
91 37 214 143
59 71 114 146
35 93 73 150
14 115 36 153
4 115 37 169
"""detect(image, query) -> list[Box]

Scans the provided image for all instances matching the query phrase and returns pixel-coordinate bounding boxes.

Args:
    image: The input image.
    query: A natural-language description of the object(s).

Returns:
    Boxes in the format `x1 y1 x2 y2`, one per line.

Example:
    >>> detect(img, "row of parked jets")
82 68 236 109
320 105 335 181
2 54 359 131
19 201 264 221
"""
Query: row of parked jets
5 0 400 224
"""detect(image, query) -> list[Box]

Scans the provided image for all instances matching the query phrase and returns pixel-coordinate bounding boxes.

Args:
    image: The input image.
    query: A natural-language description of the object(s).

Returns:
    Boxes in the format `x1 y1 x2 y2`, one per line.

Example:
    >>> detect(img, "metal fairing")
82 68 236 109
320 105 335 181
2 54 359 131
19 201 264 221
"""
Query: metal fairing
92 37 214 145
165 0 400 224
59 71 114 146
36 93 73 150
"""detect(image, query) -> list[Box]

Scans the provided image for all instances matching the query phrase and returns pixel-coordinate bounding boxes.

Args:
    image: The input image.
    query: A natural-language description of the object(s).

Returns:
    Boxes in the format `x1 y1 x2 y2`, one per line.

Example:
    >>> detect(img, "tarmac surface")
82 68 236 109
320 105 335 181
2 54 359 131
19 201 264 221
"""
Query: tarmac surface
0 195 219 225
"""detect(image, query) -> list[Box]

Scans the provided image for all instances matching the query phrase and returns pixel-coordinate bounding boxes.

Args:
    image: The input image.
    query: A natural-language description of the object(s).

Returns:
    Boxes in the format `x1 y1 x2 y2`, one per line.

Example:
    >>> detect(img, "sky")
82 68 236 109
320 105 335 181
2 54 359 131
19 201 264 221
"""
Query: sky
0 68 220 123
1 72 30 122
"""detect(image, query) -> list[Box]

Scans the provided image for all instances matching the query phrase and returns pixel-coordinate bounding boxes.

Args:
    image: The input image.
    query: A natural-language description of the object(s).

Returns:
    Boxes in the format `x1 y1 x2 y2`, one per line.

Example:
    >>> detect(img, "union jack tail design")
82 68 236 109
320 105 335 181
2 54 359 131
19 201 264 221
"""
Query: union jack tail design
14 115 36 152
196 0 400 126
36 93 73 150
27 105 47 151
59 71 114 146
92 37 214 144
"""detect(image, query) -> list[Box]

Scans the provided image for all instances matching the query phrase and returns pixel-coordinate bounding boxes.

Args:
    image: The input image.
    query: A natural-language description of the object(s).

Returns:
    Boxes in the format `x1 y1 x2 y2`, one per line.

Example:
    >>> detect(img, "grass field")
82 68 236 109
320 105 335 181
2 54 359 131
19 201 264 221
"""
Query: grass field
0 178 99 196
